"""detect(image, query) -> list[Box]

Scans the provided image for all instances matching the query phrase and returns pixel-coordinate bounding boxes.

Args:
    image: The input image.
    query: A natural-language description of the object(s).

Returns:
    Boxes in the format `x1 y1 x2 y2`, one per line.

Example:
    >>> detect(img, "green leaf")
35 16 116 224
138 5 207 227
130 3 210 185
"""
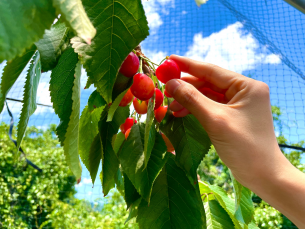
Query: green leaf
86 134 102 184
107 80 133 122
79 105 106 177
119 125 169 202
137 155 206 229
113 132 125 155
0 44 36 113
52 0 96 45
35 22 71 71
17 52 41 149
204 199 235 229
230 172 255 225
88 90 107 112
71 0 149 103
230 171 243 212
160 114 211 185
49 47 78 145
0 0 56 62
115 168 125 196
143 93 155 168
63 61 82 179
124 173 141 209
112 72 133 101
125 197 141 224
99 106 129 196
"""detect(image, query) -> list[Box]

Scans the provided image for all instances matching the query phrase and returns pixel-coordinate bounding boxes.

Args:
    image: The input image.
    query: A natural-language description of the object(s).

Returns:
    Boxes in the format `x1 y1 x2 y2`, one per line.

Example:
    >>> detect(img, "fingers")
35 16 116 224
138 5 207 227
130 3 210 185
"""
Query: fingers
173 108 190 117
166 79 218 123
169 100 184 112
170 55 246 90
181 76 227 94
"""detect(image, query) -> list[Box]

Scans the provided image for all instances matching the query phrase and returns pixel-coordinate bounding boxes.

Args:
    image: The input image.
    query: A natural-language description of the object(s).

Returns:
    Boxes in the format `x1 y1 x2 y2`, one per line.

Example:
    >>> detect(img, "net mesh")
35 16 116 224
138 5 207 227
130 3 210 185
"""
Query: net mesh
1 0 304 227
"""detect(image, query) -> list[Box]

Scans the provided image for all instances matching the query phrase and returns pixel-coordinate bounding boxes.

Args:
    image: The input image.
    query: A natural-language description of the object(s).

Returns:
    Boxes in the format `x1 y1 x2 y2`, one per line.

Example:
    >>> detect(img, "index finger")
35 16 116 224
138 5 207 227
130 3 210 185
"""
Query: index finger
169 55 246 90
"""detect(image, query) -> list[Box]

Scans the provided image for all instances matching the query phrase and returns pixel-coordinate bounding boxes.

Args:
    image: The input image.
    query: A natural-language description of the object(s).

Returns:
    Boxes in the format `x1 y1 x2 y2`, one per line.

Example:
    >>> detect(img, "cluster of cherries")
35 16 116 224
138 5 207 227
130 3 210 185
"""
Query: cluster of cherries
118 51 180 152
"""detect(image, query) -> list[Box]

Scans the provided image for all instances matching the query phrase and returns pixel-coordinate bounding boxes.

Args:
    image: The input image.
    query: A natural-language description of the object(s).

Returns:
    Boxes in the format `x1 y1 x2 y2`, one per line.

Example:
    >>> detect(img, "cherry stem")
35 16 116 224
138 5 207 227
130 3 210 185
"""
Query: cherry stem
159 56 168 65
139 57 144 73
141 56 159 67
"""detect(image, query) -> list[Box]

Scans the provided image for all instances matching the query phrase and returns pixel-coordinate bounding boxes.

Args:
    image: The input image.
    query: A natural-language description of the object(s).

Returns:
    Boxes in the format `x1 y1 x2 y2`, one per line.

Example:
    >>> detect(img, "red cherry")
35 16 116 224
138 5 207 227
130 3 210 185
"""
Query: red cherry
125 128 131 139
119 52 139 78
119 89 134 107
154 105 167 123
161 133 175 152
120 117 136 134
164 89 172 98
156 59 181 84
133 98 148 114
146 88 164 110
130 73 155 100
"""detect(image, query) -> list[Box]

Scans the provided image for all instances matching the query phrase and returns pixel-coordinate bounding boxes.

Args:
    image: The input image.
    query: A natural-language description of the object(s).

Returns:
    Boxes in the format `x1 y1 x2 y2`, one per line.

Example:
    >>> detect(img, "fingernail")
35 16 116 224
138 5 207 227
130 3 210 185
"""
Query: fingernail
166 79 182 96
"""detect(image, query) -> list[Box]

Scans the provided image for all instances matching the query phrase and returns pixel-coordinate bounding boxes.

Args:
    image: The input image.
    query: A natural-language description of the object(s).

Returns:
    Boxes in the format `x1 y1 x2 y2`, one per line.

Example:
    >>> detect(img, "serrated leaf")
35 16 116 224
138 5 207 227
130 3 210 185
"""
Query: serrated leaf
0 0 56 62
50 47 79 145
204 199 235 229
0 44 37 113
160 114 211 185
35 22 71 71
63 61 82 179
52 0 96 45
17 52 41 149
86 133 102 184
79 105 105 175
119 125 169 202
88 90 107 112
113 132 125 155
137 155 206 229
107 79 133 121
99 106 129 196
125 197 141 224
71 0 149 103
144 93 155 168
124 173 141 209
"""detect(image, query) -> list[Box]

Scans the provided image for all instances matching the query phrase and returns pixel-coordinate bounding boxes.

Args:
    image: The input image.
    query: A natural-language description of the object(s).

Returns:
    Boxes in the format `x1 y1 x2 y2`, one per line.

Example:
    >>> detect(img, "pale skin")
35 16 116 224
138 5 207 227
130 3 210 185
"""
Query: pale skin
165 55 305 228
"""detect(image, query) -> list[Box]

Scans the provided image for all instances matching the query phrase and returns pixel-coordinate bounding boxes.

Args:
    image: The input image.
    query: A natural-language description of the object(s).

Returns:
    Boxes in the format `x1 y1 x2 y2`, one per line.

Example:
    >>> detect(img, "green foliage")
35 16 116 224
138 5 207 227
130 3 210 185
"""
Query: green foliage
99 106 129 196
144 94 156 168
72 0 149 103
52 0 96 45
0 0 56 62
160 114 211 185
35 22 71 72
63 61 82 179
79 105 105 183
17 52 41 149
119 124 169 202
0 45 37 113
0 123 76 228
49 47 79 145
137 155 206 229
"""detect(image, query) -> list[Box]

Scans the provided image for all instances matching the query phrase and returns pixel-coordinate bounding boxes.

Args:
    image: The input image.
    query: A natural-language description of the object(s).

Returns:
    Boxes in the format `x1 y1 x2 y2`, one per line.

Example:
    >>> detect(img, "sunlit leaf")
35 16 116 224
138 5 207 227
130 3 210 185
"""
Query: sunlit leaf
71 0 149 103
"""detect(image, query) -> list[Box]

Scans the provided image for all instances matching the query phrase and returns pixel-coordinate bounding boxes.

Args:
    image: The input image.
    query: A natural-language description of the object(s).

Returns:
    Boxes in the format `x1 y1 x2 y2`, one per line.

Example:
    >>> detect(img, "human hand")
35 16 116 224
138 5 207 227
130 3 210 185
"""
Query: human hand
165 55 305 227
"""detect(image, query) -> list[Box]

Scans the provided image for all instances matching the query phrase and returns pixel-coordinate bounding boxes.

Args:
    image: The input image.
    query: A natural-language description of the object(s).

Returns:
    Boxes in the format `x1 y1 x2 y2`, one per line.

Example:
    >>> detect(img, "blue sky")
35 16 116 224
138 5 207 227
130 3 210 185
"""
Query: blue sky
1 0 305 202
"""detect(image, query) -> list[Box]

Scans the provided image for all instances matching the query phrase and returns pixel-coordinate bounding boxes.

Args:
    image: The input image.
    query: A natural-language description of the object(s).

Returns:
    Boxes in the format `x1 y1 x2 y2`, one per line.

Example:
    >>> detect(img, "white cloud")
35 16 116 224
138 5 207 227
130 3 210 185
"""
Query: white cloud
185 22 281 74
83 178 92 184
182 11 187 15
142 0 175 33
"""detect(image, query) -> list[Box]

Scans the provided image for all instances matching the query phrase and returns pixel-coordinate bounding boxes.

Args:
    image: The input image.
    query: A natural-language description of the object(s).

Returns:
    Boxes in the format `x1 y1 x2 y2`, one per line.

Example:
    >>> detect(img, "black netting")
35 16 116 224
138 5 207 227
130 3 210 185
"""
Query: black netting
1 0 304 227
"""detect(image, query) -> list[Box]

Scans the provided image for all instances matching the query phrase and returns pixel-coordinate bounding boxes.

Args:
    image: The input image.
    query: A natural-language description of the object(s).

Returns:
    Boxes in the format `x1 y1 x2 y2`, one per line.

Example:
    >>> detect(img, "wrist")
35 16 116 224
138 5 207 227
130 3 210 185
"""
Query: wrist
250 147 305 227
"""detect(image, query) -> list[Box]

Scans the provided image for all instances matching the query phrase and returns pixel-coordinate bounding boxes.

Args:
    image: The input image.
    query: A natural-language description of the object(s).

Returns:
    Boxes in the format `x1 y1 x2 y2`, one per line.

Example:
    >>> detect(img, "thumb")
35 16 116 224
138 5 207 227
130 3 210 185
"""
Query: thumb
165 79 218 123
